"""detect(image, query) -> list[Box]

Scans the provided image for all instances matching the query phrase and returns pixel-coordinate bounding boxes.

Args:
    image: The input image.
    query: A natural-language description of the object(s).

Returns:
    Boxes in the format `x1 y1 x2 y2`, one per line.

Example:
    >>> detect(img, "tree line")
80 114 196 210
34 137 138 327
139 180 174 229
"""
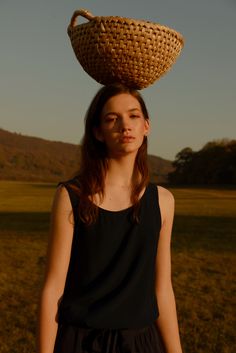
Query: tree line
168 139 236 185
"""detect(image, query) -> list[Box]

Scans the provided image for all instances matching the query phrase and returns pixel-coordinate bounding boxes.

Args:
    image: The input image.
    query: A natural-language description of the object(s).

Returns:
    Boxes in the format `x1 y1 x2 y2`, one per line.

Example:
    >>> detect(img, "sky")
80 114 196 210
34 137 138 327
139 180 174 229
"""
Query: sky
0 0 235 161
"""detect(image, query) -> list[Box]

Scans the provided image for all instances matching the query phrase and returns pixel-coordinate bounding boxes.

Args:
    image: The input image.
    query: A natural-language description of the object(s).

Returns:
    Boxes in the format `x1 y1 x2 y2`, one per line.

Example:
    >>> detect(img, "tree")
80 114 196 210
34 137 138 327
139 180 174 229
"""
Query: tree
168 140 236 185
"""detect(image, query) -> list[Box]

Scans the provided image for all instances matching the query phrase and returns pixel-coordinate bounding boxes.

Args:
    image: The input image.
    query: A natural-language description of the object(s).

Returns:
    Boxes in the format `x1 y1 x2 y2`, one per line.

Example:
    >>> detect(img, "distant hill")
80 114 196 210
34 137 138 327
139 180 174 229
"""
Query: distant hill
0 128 174 184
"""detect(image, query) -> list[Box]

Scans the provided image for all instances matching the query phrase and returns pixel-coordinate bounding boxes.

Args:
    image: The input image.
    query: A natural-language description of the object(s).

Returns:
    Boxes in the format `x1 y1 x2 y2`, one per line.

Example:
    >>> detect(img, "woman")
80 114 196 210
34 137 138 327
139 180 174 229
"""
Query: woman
37 83 183 353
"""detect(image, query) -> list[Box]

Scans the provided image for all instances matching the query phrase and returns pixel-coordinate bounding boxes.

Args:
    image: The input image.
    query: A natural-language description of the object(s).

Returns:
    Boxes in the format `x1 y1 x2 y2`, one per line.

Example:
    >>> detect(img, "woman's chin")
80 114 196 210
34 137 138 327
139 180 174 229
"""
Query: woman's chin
108 146 140 158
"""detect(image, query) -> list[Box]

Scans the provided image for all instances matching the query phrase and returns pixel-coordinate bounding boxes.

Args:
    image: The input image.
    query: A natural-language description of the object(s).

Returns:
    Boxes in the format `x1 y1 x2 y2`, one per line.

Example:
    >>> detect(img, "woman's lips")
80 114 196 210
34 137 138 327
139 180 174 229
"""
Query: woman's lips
119 136 135 143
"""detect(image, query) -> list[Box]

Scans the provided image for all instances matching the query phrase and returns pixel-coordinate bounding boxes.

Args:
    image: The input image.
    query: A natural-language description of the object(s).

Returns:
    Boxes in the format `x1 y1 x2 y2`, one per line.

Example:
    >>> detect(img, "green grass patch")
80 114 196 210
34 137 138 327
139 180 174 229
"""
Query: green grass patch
0 180 56 212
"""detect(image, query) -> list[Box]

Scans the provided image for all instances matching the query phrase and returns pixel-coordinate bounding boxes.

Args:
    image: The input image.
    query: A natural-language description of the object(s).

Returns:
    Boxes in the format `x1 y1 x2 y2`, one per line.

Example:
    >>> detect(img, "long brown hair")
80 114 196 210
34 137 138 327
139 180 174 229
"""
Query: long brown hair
72 82 150 225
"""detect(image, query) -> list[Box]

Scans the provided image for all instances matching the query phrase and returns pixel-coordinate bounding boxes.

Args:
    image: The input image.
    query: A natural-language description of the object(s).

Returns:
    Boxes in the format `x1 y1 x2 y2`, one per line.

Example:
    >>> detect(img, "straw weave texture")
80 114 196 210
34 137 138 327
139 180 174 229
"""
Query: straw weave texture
67 10 184 89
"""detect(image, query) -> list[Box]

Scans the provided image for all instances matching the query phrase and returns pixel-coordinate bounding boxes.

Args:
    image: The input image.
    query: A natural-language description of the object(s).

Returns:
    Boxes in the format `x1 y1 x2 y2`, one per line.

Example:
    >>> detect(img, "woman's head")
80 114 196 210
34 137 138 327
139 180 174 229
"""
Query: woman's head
82 82 150 158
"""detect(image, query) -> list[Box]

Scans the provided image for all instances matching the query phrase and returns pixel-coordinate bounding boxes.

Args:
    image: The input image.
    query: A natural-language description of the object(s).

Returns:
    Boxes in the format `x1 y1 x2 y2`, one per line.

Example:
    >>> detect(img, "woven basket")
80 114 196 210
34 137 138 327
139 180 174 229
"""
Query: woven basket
67 9 184 89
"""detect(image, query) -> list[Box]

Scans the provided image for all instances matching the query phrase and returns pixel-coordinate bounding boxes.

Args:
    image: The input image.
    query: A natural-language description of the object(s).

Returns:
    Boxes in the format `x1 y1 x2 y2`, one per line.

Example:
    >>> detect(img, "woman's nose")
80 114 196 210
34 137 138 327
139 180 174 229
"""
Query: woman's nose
118 116 131 131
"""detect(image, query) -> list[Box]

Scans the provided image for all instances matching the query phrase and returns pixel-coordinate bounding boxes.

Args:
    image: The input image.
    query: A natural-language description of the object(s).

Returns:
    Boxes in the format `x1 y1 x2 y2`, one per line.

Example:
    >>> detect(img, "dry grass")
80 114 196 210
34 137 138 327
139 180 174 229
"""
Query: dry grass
0 231 47 353
173 251 235 353
0 181 235 353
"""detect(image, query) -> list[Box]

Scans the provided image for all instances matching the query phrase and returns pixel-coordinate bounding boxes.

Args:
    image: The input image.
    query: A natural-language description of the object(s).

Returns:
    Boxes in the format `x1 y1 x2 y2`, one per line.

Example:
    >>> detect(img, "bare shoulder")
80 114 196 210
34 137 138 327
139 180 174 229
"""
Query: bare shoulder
54 183 69 199
53 184 72 209
156 185 175 226
156 185 175 203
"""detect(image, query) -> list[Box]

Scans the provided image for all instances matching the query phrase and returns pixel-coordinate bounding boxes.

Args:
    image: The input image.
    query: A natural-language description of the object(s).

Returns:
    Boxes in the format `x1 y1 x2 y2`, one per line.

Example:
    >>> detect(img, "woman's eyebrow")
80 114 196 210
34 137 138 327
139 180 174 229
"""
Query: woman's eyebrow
103 108 141 117
128 108 141 112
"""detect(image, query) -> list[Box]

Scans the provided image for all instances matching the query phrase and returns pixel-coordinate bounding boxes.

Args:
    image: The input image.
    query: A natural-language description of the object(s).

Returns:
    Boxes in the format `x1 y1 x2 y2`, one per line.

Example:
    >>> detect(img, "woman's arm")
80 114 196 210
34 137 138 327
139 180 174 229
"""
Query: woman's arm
155 186 183 353
36 185 74 353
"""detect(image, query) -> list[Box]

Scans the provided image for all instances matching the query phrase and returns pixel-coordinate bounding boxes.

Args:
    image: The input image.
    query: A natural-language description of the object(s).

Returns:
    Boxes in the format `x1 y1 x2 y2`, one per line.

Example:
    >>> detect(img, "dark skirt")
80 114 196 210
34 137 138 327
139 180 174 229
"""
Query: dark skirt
53 321 166 353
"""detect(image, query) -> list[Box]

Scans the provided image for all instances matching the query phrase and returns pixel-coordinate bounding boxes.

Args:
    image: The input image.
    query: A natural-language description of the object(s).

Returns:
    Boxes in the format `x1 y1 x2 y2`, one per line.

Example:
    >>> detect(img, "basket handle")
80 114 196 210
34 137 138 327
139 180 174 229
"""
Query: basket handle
68 9 94 33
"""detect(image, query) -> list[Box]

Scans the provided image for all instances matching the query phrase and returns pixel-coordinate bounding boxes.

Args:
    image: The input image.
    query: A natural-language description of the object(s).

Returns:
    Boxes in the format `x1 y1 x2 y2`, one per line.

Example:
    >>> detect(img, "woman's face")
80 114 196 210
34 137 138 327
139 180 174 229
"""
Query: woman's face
94 93 150 157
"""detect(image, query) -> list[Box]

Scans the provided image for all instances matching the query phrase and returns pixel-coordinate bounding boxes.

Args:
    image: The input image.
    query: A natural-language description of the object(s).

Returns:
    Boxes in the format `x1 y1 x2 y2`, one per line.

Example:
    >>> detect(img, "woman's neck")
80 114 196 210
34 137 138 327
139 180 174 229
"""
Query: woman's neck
105 154 137 187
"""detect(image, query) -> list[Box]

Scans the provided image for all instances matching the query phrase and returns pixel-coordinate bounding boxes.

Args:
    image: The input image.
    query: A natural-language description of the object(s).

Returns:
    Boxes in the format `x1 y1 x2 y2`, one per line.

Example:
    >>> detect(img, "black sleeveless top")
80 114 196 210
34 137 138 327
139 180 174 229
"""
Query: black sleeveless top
57 177 162 329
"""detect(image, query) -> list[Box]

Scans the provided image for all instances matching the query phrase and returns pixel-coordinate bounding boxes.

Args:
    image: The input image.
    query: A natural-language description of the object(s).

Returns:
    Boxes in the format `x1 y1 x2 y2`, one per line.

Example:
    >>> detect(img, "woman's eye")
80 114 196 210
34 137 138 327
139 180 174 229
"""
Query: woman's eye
130 115 140 118
105 117 116 122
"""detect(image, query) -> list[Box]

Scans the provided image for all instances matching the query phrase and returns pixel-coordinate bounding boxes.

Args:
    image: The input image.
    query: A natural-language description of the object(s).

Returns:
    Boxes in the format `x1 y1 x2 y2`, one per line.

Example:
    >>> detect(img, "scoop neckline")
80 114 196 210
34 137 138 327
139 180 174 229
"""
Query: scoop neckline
96 183 150 214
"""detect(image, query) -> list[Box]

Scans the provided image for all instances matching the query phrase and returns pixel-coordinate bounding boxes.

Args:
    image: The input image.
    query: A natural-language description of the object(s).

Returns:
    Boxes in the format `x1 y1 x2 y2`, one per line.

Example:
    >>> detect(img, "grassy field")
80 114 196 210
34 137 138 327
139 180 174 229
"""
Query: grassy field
0 181 235 353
